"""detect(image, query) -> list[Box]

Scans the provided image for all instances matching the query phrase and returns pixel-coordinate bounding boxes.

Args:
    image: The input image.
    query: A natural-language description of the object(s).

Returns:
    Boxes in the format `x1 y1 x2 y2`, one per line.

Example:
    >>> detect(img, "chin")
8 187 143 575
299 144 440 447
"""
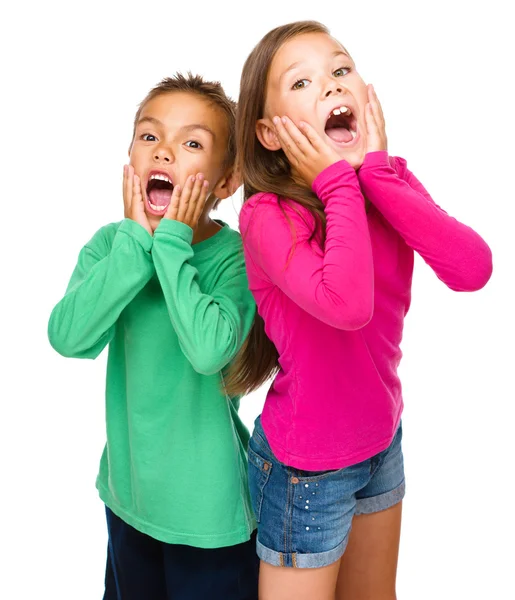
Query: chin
337 148 365 171
148 214 163 232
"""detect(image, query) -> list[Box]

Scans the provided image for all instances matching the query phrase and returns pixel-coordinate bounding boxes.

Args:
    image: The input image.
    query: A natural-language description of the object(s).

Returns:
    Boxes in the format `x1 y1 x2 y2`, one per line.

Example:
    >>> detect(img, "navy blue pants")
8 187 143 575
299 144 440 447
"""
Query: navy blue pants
103 507 259 600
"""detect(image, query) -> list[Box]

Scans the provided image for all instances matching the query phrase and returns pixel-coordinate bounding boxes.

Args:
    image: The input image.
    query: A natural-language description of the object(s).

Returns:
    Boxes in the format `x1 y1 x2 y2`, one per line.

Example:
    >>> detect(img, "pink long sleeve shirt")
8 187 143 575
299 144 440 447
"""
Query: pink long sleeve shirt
240 151 492 471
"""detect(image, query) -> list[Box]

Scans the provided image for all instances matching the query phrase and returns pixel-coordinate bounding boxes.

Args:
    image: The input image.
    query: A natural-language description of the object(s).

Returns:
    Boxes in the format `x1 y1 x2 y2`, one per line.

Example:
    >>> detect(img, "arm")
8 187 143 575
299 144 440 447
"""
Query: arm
358 152 493 291
48 219 155 359
241 159 374 330
152 219 256 375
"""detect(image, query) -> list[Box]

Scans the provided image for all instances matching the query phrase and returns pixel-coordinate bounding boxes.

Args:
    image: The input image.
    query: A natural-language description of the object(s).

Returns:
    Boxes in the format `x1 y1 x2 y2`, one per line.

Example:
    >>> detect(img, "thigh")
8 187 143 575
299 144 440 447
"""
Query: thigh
163 530 259 600
336 502 402 600
259 559 340 600
103 506 167 600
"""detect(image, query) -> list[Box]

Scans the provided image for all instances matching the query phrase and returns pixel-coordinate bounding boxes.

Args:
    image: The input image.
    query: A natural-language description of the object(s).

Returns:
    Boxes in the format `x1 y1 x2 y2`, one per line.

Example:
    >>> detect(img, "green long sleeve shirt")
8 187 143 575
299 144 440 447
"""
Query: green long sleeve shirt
48 218 257 547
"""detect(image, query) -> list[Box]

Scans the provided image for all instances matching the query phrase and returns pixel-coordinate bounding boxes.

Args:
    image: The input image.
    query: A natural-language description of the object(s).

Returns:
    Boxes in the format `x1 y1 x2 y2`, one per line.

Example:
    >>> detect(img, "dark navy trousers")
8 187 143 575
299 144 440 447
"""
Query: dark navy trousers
103 507 259 600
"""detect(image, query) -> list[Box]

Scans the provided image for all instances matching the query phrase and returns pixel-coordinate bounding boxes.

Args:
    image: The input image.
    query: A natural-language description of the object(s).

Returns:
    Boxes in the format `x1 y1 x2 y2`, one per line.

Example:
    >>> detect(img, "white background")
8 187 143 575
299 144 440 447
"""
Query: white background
2 0 513 598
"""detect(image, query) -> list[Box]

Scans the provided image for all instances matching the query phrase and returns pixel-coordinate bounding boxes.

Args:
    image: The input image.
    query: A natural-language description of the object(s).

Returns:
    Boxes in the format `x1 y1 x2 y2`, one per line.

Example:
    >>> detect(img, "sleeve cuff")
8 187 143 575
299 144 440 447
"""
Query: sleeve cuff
312 159 356 198
118 219 153 252
359 151 391 171
154 218 194 244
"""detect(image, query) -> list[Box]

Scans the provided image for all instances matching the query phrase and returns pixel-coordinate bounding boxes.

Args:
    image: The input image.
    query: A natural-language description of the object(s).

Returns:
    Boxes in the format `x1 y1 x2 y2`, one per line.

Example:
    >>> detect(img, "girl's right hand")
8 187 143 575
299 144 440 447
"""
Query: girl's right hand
273 116 342 187
123 164 152 236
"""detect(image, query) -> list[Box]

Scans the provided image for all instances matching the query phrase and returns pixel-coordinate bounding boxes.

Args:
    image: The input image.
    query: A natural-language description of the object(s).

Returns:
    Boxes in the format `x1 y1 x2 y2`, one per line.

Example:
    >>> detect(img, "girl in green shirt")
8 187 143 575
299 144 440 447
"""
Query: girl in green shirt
48 74 258 600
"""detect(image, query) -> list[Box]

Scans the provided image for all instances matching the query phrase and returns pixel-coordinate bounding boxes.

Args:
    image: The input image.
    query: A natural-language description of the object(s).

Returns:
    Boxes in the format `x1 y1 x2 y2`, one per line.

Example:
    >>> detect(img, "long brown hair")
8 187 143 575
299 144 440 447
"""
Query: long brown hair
224 21 332 397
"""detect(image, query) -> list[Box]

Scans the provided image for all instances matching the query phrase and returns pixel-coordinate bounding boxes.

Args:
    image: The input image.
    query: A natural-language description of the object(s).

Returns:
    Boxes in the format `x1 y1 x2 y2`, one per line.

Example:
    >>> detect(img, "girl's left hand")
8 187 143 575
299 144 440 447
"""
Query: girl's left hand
365 84 387 153
164 173 210 230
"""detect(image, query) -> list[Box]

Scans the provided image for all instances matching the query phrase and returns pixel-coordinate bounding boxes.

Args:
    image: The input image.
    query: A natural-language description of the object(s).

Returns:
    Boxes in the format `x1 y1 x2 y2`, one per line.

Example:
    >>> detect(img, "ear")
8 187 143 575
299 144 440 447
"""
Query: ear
256 117 281 151
212 167 241 200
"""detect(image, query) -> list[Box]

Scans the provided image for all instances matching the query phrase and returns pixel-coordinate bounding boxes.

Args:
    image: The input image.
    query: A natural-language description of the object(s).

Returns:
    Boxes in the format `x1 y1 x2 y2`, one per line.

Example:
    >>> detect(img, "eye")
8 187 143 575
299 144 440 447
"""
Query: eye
292 78 310 90
141 133 157 142
185 140 202 149
333 67 350 78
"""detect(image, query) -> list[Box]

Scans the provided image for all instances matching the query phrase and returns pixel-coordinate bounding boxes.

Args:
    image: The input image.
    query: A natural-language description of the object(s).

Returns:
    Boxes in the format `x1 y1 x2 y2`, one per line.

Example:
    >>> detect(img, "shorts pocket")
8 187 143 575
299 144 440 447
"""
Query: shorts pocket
294 467 344 483
247 444 272 523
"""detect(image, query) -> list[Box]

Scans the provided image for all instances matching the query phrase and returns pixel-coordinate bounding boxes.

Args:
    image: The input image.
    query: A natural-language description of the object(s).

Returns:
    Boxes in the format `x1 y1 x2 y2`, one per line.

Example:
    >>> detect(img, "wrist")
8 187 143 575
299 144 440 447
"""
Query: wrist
359 150 390 171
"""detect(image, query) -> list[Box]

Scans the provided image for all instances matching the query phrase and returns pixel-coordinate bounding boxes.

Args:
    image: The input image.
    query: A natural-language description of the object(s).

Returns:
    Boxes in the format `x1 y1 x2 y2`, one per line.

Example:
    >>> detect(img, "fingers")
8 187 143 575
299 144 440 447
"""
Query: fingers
133 174 142 204
298 120 324 152
176 175 195 222
365 102 378 153
365 101 377 136
191 179 210 226
185 173 207 228
165 183 181 221
123 164 133 213
368 84 384 129
272 115 341 186
273 116 309 164
167 174 209 228
365 84 387 153
183 174 204 223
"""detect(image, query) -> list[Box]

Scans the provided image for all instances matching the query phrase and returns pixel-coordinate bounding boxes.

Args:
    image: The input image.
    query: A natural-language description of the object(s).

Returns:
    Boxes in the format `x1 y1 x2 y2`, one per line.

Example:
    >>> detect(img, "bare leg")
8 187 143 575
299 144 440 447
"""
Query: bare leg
336 502 402 600
259 558 341 600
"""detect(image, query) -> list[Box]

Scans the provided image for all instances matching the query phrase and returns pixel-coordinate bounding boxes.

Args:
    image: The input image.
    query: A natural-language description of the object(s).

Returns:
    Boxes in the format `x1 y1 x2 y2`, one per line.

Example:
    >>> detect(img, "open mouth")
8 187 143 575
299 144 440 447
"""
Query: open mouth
146 172 174 214
324 106 358 146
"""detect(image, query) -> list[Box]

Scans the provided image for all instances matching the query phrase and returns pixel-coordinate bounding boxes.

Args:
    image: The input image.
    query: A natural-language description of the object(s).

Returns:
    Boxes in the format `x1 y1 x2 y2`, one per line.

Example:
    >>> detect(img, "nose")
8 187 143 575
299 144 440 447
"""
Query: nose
153 144 174 164
323 78 345 98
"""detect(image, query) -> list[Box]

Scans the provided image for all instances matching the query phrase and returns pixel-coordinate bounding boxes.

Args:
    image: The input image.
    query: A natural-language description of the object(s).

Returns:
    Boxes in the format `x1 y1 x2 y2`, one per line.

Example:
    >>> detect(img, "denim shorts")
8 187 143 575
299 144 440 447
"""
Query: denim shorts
248 416 405 569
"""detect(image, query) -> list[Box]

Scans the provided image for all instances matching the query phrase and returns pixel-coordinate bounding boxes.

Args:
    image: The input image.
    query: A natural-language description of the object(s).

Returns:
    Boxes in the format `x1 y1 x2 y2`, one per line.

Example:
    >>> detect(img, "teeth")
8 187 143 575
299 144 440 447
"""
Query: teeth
149 201 166 211
331 106 351 117
350 129 357 139
150 173 172 184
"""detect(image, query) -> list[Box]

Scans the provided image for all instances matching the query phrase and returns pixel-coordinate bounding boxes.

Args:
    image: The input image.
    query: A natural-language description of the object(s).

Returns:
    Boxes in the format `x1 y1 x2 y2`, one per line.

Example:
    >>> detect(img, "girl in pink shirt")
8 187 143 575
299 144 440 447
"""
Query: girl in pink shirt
225 20 492 600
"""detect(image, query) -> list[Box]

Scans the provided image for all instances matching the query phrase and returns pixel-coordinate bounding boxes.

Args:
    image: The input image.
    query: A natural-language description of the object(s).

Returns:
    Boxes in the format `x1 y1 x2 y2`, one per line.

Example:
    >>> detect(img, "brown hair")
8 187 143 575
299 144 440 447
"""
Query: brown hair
132 73 236 207
224 21 332 397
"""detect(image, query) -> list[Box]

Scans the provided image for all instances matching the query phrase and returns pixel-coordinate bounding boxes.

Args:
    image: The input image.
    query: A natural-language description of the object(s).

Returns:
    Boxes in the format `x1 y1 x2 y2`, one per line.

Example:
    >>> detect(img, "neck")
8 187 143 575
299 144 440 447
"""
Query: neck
192 214 222 245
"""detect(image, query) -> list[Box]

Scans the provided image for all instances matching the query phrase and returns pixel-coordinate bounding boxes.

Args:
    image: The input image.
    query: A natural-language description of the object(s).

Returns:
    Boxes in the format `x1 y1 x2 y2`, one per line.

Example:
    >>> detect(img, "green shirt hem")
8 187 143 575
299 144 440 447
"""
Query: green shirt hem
98 483 257 549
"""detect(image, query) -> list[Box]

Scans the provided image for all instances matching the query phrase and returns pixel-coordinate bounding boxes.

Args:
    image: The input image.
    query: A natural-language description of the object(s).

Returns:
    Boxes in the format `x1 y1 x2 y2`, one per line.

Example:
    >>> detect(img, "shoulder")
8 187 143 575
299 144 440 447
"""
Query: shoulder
208 222 247 265
239 192 278 227
218 222 243 245
239 192 316 237
203 224 254 290
84 221 123 254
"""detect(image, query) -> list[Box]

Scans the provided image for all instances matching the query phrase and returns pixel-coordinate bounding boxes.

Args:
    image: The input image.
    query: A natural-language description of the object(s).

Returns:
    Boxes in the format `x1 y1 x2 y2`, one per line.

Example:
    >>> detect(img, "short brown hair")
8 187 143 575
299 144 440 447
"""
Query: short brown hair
132 72 236 169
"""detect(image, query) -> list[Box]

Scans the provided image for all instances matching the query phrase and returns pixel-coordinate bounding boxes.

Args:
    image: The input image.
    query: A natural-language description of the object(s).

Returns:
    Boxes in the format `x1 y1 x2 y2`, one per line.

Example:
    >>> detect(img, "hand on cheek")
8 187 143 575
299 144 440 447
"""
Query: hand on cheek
272 116 342 186
364 84 387 154
164 174 210 231
123 165 152 236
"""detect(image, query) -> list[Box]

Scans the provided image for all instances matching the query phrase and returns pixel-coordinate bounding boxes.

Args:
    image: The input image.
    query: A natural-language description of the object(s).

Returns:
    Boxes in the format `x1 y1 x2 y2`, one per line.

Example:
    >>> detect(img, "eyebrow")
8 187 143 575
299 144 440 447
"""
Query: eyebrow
137 117 216 139
180 123 216 139
281 50 350 81
137 116 162 127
